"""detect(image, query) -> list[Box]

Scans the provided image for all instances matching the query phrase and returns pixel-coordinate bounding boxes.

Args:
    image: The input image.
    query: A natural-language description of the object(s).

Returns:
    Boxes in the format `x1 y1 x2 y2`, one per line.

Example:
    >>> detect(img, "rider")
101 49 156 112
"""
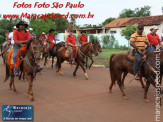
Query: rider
29 28 36 39
13 21 30 76
78 31 88 46
66 29 78 64
8 26 17 49
147 26 163 52
0 30 10 56
46 29 56 58
40 32 46 42
130 24 151 80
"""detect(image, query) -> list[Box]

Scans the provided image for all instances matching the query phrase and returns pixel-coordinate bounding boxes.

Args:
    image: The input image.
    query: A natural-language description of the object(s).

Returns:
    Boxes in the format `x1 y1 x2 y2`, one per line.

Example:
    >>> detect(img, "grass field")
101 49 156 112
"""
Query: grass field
91 48 128 68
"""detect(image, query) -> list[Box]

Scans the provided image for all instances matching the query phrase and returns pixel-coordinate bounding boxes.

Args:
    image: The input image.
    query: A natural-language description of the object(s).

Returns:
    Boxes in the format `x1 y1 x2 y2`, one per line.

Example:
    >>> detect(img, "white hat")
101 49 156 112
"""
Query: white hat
42 32 45 34
150 26 158 31
13 26 17 29
29 28 33 31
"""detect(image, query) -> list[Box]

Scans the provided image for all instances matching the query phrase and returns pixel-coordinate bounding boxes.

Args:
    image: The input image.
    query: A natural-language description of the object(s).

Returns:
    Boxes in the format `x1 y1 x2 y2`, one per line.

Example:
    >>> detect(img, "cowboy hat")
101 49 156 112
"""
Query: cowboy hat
42 32 45 34
49 29 55 33
150 26 158 31
29 28 33 31
13 26 17 29
16 21 28 28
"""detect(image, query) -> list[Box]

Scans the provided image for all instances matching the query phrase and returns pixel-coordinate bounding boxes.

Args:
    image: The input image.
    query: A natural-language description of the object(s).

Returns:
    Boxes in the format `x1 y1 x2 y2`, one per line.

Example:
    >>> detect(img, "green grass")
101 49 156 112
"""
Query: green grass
90 48 128 67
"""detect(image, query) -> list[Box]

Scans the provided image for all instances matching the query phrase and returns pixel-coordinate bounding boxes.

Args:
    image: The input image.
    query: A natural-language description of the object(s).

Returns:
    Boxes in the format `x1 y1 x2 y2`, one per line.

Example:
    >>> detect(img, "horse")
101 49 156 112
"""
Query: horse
42 42 65 68
4 39 43 101
109 50 163 103
85 41 102 69
0 41 8 64
55 42 97 80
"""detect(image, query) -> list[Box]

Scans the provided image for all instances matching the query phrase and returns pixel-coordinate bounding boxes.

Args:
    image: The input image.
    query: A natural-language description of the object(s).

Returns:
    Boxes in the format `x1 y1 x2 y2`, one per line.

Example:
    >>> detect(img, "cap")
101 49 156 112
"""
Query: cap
150 26 158 31
138 24 144 29
29 28 33 31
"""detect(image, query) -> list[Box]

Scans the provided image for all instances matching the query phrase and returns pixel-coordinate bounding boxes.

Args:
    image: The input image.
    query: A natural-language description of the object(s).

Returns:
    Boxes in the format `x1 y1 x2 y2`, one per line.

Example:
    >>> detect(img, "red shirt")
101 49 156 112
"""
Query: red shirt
147 33 161 46
47 34 56 42
40 35 46 40
66 35 76 47
78 35 88 42
13 29 30 45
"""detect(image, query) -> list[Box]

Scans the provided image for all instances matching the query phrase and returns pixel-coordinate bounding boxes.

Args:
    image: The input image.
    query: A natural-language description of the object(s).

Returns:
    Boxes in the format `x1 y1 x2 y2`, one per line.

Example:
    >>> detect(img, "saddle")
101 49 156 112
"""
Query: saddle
8 47 27 70
127 50 147 62
82 42 87 46
49 42 56 52
62 46 77 59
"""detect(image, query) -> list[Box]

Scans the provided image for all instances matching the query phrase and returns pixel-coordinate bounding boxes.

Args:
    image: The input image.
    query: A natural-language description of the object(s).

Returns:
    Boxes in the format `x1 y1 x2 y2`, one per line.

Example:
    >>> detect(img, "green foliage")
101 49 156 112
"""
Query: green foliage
101 35 118 48
0 18 21 44
102 17 115 26
119 5 151 18
89 35 99 42
29 18 56 37
121 24 138 40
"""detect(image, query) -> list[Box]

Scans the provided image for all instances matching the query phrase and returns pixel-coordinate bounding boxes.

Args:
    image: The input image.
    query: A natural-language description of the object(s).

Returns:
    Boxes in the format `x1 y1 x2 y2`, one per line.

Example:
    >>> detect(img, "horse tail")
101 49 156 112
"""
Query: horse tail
109 54 116 85
4 64 10 82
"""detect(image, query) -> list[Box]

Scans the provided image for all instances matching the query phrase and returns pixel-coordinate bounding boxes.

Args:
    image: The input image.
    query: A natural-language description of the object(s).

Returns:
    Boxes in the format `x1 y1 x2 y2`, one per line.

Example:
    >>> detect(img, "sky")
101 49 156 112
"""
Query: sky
0 0 163 26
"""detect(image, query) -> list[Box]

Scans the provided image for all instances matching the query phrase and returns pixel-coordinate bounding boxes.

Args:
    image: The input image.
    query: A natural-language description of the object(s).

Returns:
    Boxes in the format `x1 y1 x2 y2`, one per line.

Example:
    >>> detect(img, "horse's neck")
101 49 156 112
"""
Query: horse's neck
25 48 34 63
80 43 91 54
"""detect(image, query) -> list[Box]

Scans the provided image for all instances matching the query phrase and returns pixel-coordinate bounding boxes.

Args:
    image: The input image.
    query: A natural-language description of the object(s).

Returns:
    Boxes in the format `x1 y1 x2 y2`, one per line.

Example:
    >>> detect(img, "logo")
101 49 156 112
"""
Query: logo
2 105 33 121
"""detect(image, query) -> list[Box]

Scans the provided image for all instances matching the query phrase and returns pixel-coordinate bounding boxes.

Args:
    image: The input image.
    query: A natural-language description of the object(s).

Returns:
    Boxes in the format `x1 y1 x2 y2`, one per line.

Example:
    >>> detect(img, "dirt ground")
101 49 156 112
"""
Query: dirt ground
0 58 162 122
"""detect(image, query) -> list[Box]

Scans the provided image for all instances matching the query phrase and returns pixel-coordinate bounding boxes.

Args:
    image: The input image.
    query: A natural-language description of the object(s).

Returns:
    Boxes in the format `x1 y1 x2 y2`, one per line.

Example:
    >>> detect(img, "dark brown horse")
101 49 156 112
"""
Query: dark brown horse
55 43 96 80
4 39 43 101
109 50 163 103
85 41 102 69
42 42 65 68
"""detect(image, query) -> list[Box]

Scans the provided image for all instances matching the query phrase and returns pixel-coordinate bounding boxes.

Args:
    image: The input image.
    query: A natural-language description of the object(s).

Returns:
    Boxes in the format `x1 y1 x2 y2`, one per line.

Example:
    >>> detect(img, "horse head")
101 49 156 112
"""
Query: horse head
91 43 98 56
29 39 43 62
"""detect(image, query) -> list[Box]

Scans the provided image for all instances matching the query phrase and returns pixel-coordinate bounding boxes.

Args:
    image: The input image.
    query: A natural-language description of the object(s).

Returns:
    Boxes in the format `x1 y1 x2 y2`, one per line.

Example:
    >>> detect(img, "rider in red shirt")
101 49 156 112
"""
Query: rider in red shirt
78 31 88 46
46 29 56 58
13 21 30 75
66 29 78 63
147 26 163 52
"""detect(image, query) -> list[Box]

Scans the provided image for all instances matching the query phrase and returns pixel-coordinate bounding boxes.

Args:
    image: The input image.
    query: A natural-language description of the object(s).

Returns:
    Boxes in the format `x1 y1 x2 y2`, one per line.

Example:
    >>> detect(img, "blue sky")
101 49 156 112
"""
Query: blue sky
0 0 163 25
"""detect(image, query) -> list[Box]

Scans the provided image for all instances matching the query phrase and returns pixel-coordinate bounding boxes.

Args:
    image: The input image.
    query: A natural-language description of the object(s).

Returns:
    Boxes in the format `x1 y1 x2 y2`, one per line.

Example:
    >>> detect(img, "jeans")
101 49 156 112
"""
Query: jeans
147 45 163 53
132 49 142 75
13 45 21 67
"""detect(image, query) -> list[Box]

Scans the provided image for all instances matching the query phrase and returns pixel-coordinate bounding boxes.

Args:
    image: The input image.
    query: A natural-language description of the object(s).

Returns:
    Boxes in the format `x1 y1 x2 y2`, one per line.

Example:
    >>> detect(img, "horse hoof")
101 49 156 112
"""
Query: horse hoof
14 89 17 92
145 99 149 103
123 96 128 100
30 96 34 101
73 72 76 77
60 72 64 76
84 73 88 80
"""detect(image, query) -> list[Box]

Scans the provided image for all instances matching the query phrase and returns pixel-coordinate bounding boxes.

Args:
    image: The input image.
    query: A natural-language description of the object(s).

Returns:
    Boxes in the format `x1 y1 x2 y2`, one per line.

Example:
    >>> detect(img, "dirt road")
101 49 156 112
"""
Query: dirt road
0 58 162 122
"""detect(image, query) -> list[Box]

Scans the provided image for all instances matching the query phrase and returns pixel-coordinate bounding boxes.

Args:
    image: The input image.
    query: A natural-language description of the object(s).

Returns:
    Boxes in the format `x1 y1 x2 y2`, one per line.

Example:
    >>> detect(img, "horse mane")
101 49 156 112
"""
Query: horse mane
81 42 92 47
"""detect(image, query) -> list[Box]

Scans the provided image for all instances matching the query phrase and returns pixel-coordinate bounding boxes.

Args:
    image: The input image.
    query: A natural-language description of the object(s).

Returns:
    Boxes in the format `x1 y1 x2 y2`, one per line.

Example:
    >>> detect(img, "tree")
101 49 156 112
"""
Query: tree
119 6 151 18
29 18 56 37
102 17 115 26
121 24 138 40
0 18 21 44
53 13 69 33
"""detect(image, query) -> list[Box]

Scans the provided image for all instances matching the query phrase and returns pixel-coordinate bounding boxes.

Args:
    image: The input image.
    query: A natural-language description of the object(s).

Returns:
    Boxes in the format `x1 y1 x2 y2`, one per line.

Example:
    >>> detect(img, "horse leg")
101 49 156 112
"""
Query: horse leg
51 56 54 69
140 77 145 89
85 57 88 69
27 75 34 101
89 56 94 69
117 74 127 99
121 72 128 89
73 64 79 76
79 61 88 80
144 81 150 103
11 69 17 92
109 79 116 93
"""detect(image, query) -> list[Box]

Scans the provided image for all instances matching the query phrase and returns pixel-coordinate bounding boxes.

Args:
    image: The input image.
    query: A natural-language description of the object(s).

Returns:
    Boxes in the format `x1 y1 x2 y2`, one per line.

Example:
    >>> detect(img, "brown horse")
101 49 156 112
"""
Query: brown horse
56 43 96 80
4 39 43 101
109 51 163 102
85 41 102 69
42 42 65 68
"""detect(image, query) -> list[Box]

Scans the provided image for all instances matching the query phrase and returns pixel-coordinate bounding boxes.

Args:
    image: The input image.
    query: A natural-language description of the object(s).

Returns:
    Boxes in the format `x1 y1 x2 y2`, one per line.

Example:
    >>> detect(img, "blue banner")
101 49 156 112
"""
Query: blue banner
2 105 33 121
